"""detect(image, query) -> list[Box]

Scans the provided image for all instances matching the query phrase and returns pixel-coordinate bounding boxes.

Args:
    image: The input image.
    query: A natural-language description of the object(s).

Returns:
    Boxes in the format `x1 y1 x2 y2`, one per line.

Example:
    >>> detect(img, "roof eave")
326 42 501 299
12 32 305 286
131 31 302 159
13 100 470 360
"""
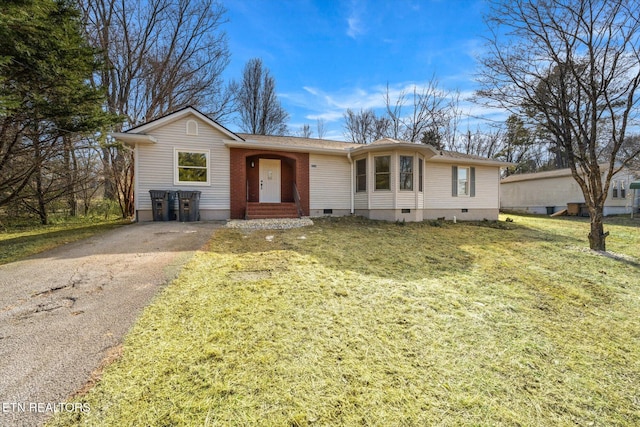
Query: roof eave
110 132 157 146
127 106 244 142
428 156 513 167
349 143 439 158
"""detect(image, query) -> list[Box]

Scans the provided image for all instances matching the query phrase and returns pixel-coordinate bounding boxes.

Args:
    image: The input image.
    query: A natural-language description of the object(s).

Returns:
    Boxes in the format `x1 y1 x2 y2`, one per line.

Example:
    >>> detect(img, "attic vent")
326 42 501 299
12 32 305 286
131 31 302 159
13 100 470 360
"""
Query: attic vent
186 120 198 136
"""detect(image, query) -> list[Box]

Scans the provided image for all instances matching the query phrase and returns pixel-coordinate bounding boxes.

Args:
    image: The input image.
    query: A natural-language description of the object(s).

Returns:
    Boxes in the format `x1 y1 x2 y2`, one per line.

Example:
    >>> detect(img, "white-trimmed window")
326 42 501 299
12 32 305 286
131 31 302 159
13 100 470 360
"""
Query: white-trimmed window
356 158 367 192
613 180 626 198
375 156 391 190
186 120 198 136
399 156 413 191
175 149 209 185
452 165 475 197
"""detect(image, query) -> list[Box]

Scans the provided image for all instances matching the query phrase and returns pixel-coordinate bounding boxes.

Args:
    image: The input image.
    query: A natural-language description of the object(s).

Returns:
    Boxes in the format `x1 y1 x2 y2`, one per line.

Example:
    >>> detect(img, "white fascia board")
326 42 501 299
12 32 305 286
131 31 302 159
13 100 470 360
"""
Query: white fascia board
428 156 513 167
110 132 157 146
349 143 439 158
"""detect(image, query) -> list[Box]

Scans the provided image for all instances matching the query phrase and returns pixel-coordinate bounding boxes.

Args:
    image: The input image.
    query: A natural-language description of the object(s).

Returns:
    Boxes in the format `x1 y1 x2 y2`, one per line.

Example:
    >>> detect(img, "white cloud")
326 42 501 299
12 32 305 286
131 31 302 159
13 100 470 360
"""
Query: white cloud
289 82 509 135
305 111 344 122
347 16 363 38
345 0 366 39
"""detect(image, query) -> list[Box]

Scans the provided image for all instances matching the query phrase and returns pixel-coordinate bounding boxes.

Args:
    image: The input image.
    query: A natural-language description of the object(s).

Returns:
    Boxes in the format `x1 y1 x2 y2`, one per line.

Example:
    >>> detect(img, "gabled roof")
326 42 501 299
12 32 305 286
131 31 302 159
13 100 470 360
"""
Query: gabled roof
113 106 244 145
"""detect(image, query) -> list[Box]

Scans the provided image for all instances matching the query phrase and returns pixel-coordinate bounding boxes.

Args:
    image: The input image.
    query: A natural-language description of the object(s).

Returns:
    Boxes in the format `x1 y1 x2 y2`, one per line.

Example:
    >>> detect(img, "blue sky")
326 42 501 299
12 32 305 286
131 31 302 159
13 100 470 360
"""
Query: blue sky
221 0 499 140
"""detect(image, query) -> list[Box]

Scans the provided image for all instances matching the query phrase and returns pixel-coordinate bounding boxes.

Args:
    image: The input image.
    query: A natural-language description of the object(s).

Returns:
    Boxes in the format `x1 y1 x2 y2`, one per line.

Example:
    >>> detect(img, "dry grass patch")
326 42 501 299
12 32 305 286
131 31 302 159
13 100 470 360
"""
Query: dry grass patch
49 215 640 426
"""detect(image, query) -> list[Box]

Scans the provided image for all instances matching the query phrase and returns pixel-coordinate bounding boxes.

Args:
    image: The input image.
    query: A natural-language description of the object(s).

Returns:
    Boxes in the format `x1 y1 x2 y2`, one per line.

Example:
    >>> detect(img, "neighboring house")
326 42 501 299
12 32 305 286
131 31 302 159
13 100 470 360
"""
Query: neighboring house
500 166 638 216
112 107 509 222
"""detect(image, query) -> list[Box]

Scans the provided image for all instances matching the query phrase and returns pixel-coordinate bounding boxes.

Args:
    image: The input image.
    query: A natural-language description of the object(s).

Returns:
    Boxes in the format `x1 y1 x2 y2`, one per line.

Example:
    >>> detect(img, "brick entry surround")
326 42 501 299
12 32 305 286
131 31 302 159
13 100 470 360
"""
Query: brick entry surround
230 148 310 219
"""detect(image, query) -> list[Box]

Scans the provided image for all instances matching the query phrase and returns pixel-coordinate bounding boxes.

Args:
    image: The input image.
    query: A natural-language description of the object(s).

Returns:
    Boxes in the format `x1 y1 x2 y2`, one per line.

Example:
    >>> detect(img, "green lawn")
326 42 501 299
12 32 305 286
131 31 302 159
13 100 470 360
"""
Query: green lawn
0 216 128 265
50 215 640 426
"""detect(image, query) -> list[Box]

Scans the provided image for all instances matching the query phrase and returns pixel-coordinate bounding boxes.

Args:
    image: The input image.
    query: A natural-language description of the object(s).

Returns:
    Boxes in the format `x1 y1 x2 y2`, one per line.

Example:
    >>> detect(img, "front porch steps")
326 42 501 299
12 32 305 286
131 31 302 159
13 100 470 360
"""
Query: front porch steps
246 202 300 219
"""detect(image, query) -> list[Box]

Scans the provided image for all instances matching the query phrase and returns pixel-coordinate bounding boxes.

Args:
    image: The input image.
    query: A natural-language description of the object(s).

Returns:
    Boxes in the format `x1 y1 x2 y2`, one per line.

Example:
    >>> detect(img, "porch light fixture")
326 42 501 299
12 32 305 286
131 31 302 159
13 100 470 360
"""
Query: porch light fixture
250 161 255 168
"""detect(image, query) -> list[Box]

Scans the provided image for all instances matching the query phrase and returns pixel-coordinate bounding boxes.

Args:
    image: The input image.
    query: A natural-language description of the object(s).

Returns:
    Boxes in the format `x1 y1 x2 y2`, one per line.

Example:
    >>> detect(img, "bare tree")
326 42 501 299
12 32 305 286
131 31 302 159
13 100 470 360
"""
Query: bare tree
296 124 313 138
383 79 461 148
79 0 233 217
234 58 289 136
316 119 326 139
478 0 640 251
80 0 233 127
343 108 389 144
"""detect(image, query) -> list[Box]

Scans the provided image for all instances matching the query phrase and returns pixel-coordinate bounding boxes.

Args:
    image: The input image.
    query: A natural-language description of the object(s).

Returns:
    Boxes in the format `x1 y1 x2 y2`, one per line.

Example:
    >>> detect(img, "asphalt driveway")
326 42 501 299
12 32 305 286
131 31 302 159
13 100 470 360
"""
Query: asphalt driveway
0 221 221 427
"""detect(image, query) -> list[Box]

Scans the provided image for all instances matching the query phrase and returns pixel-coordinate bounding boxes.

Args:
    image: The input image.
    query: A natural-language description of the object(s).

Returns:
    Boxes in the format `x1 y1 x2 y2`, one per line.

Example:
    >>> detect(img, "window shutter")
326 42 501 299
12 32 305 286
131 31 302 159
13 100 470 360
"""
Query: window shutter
452 166 458 197
470 167 476 197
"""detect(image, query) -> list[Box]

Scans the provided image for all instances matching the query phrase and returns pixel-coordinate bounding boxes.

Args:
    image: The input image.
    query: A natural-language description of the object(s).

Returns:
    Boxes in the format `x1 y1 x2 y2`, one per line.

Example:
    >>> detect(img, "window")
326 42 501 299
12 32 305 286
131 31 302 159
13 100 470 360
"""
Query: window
452 165 475 197
186 120 198 136
175 150 209 184
612 180 618 198
375 156 391 190
458 167 470 196
418 158 423 192
356 159 367 192
399 156 413 190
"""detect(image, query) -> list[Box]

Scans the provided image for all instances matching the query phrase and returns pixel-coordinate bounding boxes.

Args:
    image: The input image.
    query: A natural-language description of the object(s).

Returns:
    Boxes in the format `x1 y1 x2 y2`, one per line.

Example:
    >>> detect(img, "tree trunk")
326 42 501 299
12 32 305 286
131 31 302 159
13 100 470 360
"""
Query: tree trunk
35 171 48 225
587 208 607 251
63 136 77 216
31 134 48 225
102 146 115 200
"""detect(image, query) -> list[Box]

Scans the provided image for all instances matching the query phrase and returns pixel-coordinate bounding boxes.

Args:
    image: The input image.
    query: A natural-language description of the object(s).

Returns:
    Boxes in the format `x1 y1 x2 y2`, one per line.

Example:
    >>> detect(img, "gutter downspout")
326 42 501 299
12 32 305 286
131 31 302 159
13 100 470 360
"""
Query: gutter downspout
347 151 354 215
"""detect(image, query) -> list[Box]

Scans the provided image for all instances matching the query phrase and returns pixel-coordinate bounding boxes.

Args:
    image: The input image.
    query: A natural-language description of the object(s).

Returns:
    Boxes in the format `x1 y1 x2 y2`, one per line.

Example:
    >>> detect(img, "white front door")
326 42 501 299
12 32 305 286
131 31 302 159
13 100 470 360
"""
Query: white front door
259 159 281 203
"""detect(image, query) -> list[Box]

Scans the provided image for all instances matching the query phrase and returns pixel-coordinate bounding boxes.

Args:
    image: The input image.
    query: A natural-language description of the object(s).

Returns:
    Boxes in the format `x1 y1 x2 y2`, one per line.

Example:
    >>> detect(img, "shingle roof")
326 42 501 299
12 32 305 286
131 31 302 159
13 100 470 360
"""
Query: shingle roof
500 164 611 183
235 134 510 166
237 133 360 151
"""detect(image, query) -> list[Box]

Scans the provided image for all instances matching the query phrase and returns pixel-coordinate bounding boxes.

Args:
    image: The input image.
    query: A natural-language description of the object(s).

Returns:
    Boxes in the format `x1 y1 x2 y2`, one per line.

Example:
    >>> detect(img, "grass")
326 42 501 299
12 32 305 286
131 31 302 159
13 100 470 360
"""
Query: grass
49 215 640 426
0 215 129 265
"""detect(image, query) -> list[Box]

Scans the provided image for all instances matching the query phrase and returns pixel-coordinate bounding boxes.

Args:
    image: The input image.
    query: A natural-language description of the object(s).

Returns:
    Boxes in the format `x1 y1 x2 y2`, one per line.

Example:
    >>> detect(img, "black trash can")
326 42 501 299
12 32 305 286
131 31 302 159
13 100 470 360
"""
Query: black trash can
149 190 175 221
167 191 177 220
149 190 169 221
546 206 555 215
178 190 201 222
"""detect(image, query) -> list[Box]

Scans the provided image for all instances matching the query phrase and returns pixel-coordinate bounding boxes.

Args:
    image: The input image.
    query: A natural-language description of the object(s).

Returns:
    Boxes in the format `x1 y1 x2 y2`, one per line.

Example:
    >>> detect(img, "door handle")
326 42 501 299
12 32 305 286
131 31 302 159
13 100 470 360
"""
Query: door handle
260 180 263 189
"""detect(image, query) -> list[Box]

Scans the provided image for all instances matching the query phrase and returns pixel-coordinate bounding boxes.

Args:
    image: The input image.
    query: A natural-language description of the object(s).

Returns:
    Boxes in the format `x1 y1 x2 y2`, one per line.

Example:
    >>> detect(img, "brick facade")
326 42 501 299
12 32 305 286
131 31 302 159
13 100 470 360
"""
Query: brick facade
230 148 310 219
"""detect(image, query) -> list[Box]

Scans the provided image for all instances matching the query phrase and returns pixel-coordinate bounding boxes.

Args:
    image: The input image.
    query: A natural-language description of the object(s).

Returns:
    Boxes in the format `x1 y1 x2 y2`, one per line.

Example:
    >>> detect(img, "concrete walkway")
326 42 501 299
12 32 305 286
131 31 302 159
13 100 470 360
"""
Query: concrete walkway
0 221 221 426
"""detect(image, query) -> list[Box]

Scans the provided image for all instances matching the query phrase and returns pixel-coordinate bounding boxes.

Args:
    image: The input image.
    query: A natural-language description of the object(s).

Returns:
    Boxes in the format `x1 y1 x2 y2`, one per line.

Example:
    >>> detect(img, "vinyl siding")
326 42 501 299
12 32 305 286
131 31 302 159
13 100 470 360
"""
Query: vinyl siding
136 116 230 210
354 192 368 210
396 192 416 208
500 170 636 211
309 154 351 209
425 163 500 209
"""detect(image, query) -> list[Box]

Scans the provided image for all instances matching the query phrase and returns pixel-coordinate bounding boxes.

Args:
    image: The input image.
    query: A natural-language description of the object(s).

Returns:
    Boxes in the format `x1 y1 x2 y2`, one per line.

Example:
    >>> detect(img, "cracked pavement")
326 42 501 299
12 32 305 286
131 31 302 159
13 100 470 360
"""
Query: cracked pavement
0 221 220 426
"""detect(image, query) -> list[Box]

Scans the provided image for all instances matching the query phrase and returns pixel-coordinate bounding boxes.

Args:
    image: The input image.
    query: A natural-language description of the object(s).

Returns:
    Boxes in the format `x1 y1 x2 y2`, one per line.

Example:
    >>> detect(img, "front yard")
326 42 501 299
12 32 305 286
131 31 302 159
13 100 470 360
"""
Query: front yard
50 215 640 426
